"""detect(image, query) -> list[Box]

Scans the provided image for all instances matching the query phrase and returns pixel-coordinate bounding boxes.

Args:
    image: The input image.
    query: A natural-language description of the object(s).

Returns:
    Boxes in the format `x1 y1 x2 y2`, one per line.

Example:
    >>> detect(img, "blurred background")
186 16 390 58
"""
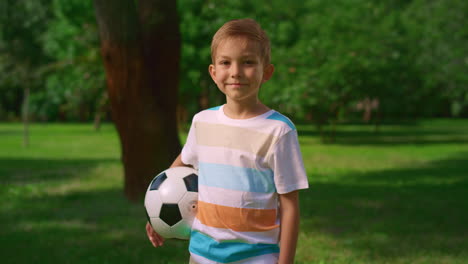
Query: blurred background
1 0 467 263
1 0 467 125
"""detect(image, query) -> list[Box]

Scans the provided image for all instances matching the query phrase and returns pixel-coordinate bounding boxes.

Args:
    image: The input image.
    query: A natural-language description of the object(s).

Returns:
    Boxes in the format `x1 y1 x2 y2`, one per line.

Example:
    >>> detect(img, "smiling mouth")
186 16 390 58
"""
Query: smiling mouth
227 83 247 87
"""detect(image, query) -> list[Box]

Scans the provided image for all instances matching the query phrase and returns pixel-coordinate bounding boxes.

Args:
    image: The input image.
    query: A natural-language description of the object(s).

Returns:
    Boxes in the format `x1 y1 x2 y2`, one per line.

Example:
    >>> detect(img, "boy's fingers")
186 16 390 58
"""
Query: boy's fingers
146 222 164 247
146 223 157 246
154 232 165 246
146 222 153 232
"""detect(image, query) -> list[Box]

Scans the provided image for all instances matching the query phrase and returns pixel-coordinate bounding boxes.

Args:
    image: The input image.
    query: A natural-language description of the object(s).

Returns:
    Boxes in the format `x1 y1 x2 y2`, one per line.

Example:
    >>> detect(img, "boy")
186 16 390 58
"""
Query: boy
146 18 309 264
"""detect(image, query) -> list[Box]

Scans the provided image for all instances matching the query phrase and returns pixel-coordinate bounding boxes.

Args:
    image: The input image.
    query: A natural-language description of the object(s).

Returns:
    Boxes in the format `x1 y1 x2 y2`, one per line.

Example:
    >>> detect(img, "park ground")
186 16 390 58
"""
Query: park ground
1 119 467 264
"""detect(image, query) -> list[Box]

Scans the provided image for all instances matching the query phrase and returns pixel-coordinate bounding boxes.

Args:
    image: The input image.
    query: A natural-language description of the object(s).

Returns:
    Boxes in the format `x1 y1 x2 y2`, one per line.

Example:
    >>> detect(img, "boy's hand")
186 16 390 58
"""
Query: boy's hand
146 222 165 247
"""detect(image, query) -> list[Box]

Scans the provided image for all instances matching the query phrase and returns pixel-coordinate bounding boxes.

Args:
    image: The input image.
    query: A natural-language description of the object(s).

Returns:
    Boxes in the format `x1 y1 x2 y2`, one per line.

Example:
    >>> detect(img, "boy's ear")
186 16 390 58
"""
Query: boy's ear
208 64 216 80
262 64 275 82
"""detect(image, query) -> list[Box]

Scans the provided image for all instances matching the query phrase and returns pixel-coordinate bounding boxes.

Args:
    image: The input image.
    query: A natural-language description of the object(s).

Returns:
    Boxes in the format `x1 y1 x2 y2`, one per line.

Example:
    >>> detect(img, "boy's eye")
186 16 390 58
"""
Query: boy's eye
219 61 230 65
244 60 256 65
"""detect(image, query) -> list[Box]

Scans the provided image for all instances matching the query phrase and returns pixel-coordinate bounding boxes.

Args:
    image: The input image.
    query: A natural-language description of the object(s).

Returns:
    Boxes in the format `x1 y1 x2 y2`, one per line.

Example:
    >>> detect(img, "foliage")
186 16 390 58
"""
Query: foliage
34 0 106 122
35 0 106 122
402 0 468 117
0 0 53 120
177 0 468 124
0 0 467 123
0 0 106 122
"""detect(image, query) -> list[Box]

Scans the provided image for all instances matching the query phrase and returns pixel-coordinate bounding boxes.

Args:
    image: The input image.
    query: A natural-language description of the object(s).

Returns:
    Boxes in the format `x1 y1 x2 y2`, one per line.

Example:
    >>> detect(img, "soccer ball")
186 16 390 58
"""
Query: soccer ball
144 166 198 240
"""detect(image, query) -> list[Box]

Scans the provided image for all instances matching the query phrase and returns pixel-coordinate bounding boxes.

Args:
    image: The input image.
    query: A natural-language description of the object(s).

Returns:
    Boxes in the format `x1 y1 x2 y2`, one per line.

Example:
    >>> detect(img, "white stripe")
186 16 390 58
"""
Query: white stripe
198 185 278 210
198 145 269 170
191 218 280 245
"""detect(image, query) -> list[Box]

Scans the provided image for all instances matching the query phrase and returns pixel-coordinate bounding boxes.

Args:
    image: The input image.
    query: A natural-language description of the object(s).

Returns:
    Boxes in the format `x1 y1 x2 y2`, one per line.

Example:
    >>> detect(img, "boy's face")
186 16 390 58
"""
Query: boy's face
209 37 274 105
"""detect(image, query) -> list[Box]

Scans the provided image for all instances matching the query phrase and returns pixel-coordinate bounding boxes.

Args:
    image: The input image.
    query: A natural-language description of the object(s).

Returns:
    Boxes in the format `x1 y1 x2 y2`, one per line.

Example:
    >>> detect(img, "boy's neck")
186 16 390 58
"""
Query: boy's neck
223 99 271 119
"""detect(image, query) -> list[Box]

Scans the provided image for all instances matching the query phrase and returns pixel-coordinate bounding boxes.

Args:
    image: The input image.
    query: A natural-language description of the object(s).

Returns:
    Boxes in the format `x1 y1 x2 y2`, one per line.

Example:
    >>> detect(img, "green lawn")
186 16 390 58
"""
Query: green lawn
1 120 467 264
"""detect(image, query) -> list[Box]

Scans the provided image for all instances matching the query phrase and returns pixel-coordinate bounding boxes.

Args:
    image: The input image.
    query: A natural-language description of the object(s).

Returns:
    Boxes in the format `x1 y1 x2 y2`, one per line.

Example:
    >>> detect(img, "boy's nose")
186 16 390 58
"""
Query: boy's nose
230 63 241 78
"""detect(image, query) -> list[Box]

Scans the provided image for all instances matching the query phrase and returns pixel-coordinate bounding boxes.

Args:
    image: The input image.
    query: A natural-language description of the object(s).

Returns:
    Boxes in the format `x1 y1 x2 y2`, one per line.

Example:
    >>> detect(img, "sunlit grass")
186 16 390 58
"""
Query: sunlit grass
1 120 467 263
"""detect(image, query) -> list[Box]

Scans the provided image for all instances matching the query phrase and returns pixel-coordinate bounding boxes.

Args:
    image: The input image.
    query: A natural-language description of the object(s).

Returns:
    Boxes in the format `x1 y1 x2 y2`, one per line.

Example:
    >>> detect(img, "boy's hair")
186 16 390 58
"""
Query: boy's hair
211 18 271 66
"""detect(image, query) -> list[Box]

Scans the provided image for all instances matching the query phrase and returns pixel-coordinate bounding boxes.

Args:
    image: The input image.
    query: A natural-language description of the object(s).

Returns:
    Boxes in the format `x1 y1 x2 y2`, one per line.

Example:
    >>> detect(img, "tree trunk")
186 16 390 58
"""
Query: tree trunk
93 110 102 131
22 86 30 147
94 0 181 202
94 91 108 131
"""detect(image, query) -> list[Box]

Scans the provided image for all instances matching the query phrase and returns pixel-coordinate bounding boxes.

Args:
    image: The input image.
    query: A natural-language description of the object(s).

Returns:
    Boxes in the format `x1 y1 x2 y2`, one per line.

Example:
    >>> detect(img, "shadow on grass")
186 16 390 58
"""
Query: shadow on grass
0 187 189 264
0 155 188 264
300 152 468 261
0 158 117 184
297 124 468 145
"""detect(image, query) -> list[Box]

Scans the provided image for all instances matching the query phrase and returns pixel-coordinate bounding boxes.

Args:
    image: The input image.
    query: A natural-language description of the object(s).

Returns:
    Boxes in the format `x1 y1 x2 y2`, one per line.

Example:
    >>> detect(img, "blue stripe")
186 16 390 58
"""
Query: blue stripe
266 112 296 130
198 162 275 193
189 231 280 263
207 105 221 111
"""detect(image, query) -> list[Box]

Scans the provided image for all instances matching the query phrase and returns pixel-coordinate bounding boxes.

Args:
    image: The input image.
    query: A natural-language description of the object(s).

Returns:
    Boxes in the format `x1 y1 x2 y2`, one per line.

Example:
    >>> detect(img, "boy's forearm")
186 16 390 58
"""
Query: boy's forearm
278 191 300 264
170 153 191 168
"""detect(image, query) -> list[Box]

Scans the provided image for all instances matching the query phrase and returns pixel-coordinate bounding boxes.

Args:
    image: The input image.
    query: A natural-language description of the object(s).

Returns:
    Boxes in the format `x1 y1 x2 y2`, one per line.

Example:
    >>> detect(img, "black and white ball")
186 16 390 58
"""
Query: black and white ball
144 166 198 240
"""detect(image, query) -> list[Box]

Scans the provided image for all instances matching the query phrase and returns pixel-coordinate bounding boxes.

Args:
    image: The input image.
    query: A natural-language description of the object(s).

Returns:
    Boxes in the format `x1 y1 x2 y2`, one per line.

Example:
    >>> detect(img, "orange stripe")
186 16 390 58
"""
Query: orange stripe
197 201 279 232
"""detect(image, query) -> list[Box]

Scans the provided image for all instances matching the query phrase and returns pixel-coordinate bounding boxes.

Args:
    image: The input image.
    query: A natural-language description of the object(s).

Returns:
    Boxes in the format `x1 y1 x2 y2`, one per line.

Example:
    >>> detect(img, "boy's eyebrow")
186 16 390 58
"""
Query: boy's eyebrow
217 54 258 59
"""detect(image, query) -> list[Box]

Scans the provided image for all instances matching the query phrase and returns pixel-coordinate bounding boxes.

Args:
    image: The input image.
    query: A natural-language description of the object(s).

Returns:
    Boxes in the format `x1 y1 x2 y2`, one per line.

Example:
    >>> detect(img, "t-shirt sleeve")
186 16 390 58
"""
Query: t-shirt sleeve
181 117 198 169
268 130 309 194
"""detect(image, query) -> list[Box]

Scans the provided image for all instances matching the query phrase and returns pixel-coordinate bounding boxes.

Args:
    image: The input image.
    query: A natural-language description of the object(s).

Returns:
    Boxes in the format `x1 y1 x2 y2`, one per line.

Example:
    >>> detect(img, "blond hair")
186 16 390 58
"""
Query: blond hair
211 18 271 66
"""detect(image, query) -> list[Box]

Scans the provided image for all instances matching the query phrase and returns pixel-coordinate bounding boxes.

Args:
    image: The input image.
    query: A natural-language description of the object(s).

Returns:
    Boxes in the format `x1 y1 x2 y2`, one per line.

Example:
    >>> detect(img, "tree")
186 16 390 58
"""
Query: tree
402 0 468 117
94 0 181 201
37 0 106 123
1 0 105 124
0 0 53 145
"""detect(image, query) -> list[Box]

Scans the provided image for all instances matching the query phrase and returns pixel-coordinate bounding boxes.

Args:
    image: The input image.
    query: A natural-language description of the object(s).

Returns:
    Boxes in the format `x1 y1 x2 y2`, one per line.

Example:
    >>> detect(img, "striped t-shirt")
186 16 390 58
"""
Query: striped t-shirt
181 105 309 264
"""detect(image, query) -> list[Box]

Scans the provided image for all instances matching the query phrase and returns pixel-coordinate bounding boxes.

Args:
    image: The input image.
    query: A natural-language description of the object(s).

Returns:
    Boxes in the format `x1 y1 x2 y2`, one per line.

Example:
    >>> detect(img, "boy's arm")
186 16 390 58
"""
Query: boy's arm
278 190 300 264
170 153 191 168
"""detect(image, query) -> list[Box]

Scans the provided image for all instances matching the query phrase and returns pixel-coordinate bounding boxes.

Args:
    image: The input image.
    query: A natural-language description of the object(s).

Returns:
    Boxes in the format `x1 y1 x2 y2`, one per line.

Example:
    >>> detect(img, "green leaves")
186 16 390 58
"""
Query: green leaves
0 0 466 122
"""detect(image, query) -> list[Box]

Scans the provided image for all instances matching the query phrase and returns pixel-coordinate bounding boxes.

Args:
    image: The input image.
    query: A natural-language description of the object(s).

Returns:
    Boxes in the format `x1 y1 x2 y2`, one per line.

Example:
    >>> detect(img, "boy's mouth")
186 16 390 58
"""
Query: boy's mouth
227 83 247 87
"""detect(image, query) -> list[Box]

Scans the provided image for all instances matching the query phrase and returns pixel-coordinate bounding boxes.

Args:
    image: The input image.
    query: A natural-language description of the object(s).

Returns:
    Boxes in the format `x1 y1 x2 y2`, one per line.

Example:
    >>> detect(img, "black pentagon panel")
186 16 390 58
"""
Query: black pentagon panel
183 173 198 192
150 172 167 190
159 204 182 226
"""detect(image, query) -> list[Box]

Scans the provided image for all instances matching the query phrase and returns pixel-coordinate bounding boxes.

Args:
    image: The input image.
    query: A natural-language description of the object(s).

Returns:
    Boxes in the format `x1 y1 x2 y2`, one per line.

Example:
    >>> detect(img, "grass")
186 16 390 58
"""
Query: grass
1 120 467 264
